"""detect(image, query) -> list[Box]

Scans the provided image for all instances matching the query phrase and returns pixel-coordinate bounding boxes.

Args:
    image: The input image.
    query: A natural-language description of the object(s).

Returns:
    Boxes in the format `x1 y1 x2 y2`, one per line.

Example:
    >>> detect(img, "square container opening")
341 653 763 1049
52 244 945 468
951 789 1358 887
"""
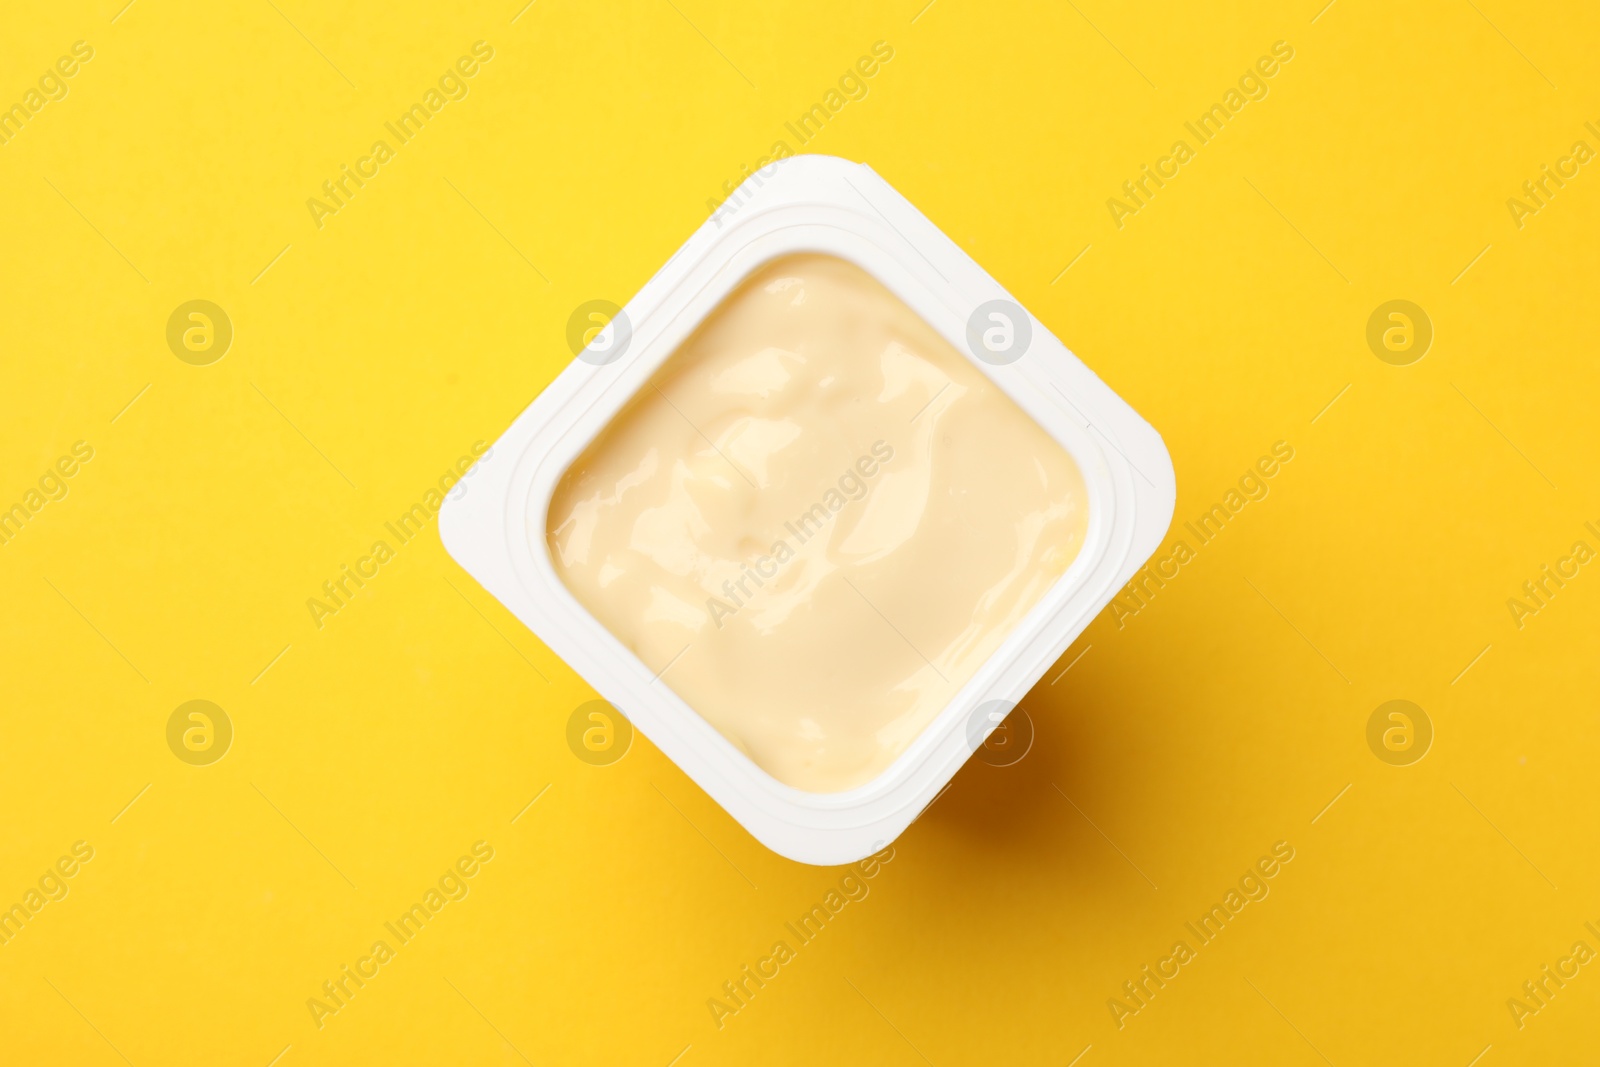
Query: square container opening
542 252 1089 793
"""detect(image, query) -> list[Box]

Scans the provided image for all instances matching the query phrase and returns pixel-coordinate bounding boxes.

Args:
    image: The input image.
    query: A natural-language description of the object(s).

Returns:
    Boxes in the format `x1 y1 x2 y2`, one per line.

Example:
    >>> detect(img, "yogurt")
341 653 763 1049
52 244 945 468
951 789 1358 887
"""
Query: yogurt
546 254 1089 792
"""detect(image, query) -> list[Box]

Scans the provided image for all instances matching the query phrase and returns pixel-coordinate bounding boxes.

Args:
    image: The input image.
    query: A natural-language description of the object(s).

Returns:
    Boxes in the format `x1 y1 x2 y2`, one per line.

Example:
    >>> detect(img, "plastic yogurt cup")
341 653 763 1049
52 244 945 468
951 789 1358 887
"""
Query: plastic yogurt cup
441 155 1175 865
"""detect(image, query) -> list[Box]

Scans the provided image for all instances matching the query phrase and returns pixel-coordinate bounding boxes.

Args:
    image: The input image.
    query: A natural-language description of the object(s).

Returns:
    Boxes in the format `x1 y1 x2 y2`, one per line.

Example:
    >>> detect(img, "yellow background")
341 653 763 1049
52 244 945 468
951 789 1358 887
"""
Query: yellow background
3 0 1598 1063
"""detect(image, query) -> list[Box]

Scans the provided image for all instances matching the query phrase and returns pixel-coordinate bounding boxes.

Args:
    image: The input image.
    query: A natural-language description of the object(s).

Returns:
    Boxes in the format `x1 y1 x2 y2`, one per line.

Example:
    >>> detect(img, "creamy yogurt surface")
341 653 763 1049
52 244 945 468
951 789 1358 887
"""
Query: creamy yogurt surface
545 253 1088 792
